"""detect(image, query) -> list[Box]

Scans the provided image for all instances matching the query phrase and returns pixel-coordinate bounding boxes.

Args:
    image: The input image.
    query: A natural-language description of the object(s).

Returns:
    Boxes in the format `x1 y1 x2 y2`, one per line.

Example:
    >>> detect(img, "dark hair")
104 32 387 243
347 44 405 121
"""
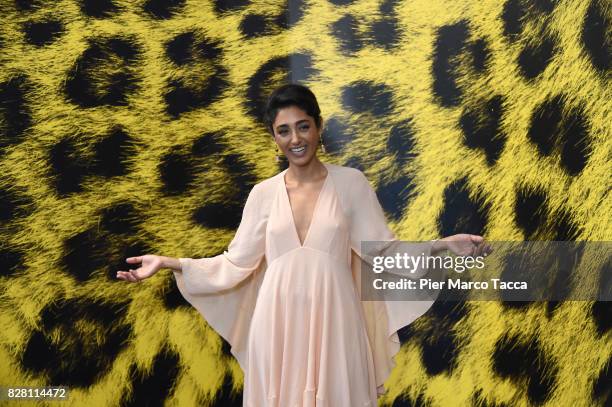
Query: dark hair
263 83 322 136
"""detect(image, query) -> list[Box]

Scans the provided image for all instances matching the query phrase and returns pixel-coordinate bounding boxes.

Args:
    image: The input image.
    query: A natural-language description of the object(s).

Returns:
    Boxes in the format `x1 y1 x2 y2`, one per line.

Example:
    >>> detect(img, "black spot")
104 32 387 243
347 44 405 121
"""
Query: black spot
376 176 414 221
0 75 32 148
421 333 459 376
593 357 611 404
240 14 270 38
91 128 134 177
592 301 612 336
518 37 555 79
432 21 469 107
49 138 88 195
368 18 401 49
23 20 63 46
472 389 512 407
192 132 226 156
329 0 356 5
122 348 180 406
323 117 354 154
15 0 44 11
551 209 582 241
62 228 111 282
502 0 525 39
438 177 489 236
143 0 185 19
331 14 363 54
533 0 555 13
379 0 399 15
213 0 250 14
429 300 469 325
582 0 611 72
193 202 242 229
397 325 415 344
22 298 131 388
0 186 33 222
0 248 24 277
277 155 289 172
158 150 196 195
527 95 563 156
559 108 591 175
492 334 557 404
245 53 318 123
165 32 196 65
100 202 139 235
208 373 243 406
391 392 431 407
79 0 120 18
459 95 507 165
163 37 228 118
344 156 364 171
471 38 491 72
162 278 190 309
65 37 141 107
223 154 258 202
341 81 394 116
514 185 548 238
387 119 416 165
274 0 305 30
528 96 592 175
592 257 611 335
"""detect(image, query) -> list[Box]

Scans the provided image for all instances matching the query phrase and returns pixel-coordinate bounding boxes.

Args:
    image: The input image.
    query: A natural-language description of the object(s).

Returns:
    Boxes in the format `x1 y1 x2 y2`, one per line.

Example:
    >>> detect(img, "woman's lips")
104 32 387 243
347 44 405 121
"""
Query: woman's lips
289 145 307 157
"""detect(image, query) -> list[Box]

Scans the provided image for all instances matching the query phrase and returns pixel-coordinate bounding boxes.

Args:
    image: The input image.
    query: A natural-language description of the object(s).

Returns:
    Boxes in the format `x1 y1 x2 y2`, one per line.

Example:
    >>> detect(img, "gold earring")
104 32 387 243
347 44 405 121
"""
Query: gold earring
320 133 326 153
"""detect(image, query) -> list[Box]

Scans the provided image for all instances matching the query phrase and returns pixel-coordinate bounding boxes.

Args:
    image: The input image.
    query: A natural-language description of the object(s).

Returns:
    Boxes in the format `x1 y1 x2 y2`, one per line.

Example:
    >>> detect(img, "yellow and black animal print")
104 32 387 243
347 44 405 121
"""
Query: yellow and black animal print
0 0 610 405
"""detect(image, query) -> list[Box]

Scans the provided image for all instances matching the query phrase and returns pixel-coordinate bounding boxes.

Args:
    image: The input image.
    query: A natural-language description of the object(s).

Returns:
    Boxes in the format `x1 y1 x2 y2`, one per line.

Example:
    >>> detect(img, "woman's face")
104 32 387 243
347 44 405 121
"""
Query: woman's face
272 105 322 167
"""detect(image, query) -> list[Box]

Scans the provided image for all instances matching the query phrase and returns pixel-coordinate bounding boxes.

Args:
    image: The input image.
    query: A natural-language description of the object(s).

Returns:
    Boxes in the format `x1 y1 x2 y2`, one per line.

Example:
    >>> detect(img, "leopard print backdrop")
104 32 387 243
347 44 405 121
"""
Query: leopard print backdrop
0 0 610 405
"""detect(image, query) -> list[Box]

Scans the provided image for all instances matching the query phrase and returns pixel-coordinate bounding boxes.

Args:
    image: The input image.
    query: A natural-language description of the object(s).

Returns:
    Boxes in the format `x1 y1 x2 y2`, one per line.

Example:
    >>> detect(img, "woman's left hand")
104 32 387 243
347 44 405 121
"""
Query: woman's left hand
435 234 492 257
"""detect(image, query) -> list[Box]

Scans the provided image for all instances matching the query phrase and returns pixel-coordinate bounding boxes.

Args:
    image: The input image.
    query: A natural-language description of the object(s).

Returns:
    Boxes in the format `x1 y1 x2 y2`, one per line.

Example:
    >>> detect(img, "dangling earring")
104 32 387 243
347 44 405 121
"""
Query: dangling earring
320 133 326 153
275 146 280 162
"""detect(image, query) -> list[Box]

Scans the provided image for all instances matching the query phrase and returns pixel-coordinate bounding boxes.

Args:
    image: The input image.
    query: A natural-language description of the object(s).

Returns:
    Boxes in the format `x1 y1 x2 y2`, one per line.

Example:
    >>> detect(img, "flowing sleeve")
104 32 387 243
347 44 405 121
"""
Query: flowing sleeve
345 170 439 394
173 183 267 372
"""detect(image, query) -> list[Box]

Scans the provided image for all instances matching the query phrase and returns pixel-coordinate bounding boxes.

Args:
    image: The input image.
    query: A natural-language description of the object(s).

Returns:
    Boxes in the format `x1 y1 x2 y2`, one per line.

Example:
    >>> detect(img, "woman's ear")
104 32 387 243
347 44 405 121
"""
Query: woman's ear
319 116 325 134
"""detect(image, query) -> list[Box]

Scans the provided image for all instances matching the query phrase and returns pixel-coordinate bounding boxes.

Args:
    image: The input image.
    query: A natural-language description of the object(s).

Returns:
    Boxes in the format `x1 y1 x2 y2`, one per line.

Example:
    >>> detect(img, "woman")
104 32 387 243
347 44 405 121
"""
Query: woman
117 84 489 406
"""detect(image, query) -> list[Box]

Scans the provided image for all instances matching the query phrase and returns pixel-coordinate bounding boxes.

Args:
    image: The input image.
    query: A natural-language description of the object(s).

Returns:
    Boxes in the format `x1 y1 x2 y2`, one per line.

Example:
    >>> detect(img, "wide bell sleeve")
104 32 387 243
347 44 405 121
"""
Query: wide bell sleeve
345 170 439 393
173 183 267 372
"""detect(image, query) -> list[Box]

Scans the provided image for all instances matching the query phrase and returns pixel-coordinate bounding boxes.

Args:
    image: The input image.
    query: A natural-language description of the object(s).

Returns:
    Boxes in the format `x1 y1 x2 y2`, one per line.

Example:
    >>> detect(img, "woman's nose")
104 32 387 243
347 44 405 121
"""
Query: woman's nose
290 128 300 144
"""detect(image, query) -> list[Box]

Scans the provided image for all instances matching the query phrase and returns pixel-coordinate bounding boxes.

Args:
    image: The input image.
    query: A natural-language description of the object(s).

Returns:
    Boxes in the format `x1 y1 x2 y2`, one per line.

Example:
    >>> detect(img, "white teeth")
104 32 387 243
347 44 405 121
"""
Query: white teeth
290 146 306 153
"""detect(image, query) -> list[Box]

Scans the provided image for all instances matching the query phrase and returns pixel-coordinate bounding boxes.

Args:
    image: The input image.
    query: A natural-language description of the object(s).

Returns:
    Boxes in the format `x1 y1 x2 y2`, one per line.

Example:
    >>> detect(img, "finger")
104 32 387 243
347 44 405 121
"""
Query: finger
116 272 129 281
126 256 143 264
129 270 141 282
470 235 484 244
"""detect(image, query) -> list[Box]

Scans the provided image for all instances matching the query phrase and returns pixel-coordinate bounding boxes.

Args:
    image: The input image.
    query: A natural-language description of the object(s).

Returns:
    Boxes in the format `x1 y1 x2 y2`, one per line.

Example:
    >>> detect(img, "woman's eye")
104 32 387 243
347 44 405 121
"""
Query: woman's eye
299 125 309 131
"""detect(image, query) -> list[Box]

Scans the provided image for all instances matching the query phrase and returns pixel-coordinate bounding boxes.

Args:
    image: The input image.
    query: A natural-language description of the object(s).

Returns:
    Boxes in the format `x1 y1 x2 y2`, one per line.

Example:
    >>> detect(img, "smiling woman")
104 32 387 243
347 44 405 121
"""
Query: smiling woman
116 83 490 406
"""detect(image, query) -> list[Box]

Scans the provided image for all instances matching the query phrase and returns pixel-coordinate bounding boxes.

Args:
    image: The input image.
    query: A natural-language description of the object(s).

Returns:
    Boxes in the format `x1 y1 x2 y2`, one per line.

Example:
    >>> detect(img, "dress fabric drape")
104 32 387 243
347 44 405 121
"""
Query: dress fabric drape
174 163 438 407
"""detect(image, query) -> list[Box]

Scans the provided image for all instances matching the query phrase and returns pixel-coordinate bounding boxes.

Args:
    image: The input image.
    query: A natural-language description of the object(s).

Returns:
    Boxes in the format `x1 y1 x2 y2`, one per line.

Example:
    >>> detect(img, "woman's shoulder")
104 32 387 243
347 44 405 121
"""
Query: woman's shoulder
325 162 366 181
325 163 371 191
249 170 284 198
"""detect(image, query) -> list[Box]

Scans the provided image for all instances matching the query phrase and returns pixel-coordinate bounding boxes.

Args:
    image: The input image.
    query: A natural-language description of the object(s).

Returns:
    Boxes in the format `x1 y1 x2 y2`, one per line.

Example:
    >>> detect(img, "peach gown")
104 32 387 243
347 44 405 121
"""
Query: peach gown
174 163 437 406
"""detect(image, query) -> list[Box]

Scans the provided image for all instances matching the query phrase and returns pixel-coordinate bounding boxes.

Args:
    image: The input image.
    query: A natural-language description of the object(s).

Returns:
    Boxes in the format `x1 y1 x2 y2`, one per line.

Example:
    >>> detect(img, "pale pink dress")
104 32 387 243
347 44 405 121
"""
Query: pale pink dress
174 163 437 407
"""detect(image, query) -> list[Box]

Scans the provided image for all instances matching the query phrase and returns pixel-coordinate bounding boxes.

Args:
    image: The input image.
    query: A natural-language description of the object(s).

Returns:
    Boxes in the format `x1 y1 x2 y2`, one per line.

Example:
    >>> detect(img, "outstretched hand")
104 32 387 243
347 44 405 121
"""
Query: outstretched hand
116 254 162 283
441 234 492 257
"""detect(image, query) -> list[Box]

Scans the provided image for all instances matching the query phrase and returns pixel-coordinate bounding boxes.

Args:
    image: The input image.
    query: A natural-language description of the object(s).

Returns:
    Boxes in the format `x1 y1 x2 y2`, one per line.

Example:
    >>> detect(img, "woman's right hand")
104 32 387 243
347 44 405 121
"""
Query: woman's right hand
116 254 163 283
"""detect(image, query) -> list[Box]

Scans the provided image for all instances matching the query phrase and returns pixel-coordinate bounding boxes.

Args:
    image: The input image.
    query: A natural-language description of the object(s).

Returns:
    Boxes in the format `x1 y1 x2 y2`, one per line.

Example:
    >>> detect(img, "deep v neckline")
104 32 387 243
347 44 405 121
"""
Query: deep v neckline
282 164 330 248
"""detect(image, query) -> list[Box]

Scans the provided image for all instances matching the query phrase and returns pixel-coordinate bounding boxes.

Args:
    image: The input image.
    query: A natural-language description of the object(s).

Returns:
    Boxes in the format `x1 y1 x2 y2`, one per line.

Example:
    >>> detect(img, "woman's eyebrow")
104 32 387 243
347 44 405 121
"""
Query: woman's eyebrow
276 119 309 130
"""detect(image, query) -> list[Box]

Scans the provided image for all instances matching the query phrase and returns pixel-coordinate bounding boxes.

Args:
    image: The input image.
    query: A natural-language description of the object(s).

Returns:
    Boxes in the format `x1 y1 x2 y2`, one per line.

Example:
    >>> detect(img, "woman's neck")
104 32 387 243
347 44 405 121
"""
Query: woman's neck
286 159 327 184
